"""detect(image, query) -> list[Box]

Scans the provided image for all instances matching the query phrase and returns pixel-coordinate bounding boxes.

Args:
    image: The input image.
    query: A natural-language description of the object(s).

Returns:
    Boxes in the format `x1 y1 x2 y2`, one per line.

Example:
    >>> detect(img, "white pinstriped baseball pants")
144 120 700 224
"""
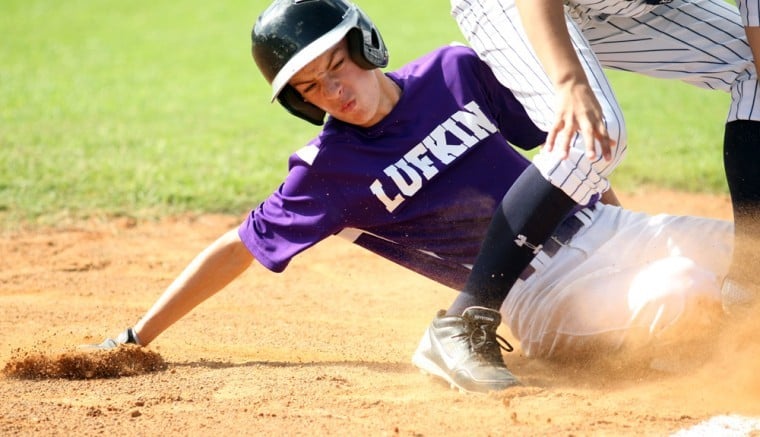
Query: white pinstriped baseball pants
578 0 760 123
740 0 760 27
452 0 628 206
502 203 733 360
451 0 760 205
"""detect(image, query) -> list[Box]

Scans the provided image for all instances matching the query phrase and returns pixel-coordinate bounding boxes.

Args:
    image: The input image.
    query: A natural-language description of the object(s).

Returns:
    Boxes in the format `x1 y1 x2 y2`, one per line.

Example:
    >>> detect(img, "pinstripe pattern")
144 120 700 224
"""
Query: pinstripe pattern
738 0 760 27
451 0 760 202
567 0 659 19
503 203 733 359
579 0 760 121
452 0 627 205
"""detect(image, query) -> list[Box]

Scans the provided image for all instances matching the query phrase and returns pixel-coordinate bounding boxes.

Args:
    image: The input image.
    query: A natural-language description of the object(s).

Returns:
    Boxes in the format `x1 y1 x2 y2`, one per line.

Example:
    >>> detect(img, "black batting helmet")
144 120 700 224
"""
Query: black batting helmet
251 0 389 125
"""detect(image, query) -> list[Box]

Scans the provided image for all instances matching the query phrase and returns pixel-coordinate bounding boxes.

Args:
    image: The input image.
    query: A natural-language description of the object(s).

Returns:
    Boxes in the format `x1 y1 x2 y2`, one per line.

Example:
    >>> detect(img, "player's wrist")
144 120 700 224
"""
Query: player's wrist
126 327 143 346
113 327 142 346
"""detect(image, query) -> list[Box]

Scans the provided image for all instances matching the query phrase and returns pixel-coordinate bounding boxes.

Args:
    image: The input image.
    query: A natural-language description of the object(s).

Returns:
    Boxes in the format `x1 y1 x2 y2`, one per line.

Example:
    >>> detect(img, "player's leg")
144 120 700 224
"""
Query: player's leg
580 0 760 308
501 204 733 361
723 0 760 310
419 0 627 392
580 0 752 91
452 0 627 200
722 120 760 311
446 0 626 311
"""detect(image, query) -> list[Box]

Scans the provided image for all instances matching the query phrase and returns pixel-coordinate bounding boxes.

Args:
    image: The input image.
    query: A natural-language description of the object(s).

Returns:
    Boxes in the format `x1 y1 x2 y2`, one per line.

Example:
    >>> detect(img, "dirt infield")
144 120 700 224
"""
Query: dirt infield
2 189 760 436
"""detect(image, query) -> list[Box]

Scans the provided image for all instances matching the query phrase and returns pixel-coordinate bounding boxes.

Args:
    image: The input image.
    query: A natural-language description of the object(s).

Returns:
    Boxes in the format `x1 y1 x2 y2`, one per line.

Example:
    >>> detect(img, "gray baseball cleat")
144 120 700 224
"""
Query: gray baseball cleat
412 306 520 393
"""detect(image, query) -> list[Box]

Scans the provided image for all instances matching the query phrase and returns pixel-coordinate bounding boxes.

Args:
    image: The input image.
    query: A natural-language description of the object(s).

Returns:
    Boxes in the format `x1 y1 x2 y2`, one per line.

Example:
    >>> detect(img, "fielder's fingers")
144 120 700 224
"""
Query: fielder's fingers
599 136 615 162
545 120 561 153
581 125 597 161
544 125 576 159
596 120 616 161
554 127 574 160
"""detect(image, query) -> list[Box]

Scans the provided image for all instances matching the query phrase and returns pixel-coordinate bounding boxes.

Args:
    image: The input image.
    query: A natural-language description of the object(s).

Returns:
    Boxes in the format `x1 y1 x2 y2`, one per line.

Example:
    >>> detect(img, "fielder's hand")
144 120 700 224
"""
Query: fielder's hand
81 327 142 350
546 82 615 162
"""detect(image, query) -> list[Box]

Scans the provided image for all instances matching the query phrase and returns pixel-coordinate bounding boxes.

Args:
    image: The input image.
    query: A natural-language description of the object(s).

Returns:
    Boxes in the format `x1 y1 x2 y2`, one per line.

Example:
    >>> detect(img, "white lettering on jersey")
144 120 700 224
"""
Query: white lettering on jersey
404 143 438 179
370 101 498 212
370 179 404 212
422 124 467 165
384 159 423 197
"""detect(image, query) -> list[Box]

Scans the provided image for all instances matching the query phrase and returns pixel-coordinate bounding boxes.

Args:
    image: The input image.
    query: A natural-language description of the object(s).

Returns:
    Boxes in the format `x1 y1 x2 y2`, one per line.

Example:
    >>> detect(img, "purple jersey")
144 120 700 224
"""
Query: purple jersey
239 45 546 289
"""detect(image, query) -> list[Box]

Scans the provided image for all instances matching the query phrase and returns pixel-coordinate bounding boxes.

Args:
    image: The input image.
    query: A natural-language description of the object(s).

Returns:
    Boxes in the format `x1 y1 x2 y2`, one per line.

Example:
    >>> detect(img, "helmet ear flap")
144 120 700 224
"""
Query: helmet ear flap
276 86 326 125
346 27 388 70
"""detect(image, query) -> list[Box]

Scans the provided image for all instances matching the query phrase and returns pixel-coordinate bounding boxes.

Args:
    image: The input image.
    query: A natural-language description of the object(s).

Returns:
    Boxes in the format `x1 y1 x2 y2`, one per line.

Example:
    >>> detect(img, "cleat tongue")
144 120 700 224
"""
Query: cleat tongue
462 306 501 326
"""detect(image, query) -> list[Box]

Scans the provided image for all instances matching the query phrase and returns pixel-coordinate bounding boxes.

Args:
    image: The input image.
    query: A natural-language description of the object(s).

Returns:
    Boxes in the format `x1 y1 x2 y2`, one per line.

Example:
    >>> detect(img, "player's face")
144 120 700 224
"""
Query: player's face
290 39 395 127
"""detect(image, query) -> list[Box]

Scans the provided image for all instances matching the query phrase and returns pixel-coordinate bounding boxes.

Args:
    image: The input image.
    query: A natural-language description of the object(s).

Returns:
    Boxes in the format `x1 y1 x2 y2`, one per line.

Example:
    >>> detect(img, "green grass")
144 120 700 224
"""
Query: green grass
605 71 730 193
0 0 732 229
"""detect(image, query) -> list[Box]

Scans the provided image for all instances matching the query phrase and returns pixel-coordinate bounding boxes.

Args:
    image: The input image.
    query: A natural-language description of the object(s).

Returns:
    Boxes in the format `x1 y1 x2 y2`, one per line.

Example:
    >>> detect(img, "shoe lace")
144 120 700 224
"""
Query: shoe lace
454 321 514 363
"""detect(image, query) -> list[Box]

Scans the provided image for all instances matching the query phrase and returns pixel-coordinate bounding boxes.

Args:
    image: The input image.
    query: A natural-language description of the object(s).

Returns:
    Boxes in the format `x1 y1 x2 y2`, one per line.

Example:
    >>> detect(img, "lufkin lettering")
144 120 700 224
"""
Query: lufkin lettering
369 101 498 212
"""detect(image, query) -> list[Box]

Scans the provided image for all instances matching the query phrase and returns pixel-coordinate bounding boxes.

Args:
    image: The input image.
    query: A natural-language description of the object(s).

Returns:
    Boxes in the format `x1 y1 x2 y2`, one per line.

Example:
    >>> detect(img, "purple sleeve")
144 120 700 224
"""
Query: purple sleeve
459 49 547 149
237 157 345 273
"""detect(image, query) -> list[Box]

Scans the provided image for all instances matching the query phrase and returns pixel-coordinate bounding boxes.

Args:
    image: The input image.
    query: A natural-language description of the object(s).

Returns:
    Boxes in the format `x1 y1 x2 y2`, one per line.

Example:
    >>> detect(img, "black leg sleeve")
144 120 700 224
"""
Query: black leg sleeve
461 165 577 309
724 120 760 282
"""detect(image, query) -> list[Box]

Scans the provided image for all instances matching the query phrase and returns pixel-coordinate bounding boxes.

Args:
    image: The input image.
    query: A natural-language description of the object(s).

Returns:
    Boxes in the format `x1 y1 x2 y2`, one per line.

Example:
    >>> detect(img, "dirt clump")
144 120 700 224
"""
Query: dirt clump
3 345 167 380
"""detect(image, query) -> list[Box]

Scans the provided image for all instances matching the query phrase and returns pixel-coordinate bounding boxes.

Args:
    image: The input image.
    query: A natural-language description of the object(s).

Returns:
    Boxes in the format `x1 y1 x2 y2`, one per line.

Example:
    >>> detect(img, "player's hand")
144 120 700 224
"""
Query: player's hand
79 327 141 350
545 82 615 161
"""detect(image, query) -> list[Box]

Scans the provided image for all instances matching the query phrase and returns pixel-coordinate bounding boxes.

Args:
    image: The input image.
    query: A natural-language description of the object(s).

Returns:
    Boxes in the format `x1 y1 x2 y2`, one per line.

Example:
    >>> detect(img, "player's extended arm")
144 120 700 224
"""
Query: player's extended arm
90 228 254 348
746 26 760 81
514 0 614 161
132 229 253 345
